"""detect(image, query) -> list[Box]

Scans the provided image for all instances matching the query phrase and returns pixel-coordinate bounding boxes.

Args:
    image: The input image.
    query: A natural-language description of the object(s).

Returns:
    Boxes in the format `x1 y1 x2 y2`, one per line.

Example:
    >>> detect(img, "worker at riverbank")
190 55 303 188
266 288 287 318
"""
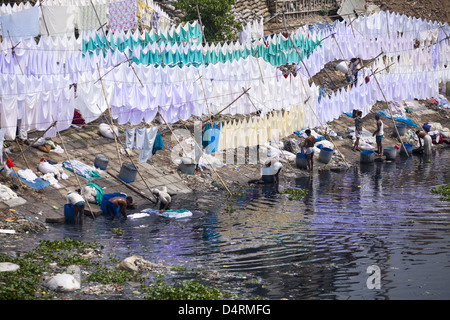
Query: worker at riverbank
105 196 133 221
152 187 172 213
352 110 363 152
302 129 315 173
373 114 384 156
66 190 85 224
416 130 433 156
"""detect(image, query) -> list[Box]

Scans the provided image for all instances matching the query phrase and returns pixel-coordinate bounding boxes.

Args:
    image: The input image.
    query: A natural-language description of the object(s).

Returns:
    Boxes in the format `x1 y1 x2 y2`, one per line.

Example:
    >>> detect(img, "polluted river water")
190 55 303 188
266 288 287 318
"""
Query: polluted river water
6 149 450 300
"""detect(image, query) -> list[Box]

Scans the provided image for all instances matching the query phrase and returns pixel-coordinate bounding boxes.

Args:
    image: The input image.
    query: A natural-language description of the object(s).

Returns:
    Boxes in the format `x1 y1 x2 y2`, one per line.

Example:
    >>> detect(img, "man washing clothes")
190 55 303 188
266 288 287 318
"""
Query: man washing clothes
105 196 134 221
66 190 85 224
416 130 432 156
152 187 172 213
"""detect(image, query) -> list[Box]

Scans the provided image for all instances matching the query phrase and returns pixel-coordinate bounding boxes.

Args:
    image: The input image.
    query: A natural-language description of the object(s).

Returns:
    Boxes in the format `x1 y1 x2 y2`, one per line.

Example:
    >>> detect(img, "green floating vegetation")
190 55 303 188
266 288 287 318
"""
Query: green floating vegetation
281 188 308 200
431 183 450 201
87 266 140 285
0 238 100 300
144 280 222 300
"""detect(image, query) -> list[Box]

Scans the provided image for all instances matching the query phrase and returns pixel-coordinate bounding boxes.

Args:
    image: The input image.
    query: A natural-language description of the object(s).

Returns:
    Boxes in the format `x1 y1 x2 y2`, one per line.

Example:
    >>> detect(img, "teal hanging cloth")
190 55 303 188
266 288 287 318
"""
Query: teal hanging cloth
152 133 164 154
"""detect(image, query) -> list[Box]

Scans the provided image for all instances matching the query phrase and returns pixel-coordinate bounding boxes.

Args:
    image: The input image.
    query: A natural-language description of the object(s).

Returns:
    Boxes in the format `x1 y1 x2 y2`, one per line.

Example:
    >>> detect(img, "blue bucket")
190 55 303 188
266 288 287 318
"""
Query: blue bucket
64 204 74 223
383 147 397 160
296 152 308 169
360 150 375 163
394 124 406 137
318 147 333 164
400 143 413 156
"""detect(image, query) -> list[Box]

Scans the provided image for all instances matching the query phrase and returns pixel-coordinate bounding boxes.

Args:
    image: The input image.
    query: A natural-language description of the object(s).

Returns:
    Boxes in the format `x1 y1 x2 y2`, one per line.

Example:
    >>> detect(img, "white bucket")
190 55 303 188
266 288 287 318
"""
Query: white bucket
336 61 349 74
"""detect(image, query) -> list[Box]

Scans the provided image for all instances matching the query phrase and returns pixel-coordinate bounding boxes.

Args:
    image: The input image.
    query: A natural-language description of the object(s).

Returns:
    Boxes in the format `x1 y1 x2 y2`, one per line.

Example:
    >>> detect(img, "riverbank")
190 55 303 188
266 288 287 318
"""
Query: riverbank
1 97 450 234
1 96 450 301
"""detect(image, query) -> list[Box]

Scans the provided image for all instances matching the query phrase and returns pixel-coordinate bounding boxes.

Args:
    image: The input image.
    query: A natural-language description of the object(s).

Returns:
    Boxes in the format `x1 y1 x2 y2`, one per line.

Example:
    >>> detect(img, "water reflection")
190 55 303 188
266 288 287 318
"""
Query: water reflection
12 150 450 299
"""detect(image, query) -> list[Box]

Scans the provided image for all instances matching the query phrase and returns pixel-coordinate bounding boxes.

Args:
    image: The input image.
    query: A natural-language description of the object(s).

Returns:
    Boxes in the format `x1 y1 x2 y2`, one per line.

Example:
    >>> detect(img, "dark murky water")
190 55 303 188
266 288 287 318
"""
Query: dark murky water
8 150 450 299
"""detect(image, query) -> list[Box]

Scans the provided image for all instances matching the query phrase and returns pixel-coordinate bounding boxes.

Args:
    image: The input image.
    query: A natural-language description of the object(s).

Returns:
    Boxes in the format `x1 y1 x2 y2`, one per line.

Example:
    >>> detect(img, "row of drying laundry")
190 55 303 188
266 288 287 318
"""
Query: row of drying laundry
297 28 450 79
0 73 75 140
347 10 449 42
0 89 75 140
82 28 318 63
238 18 264 44
75 58 318 126
0 31 319 80
216 66 450 151
217 107 307 151
0 0 174 41
40 0 171 21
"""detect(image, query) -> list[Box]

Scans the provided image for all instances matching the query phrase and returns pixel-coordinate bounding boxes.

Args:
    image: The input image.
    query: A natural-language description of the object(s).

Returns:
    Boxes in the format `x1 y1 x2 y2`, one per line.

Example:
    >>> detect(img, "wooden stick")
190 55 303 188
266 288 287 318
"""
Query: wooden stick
39 3 50 36
371 70 410 157
3 149 25 188
95 104 157 203
213 87 251 116
7 31 24 75
157 108 188 156
54 120 96 219
197 69 213 126
282 12 311 79
96 63 122 167
196 4 206 45
11 121 57 162
180 120 232 196
90 0 144 87
15 138 30 169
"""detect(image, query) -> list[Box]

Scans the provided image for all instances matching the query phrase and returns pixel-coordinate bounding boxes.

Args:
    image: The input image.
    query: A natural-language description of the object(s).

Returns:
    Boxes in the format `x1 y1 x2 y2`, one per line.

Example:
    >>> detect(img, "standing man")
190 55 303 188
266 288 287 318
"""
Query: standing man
67 190 85 224
373 114 384 156
302 129 316 173
352 110 363 152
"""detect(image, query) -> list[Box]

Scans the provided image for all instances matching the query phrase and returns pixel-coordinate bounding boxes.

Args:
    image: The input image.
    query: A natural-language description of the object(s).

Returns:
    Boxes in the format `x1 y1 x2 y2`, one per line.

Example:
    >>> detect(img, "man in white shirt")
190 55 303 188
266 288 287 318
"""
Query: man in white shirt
67 190 85 224
152 187 172 213
372 114 384 156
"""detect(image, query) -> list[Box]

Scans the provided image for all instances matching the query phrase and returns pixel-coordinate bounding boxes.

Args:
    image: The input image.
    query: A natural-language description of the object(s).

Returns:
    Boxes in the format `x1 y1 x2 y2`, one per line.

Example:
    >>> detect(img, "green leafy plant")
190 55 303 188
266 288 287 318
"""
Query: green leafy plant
144 280 222 300
86 266 139 285
281 188 308 200
431 183 450 201
174 0 242 43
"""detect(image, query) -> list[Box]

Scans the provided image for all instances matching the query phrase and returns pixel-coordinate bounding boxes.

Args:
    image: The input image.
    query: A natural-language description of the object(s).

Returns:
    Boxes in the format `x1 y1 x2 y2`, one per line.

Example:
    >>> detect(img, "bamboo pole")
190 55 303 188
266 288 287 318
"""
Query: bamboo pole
3 149 25 188
53 120 96 219
157 108 188 156
281 13 349 168
90 0 144 87
96 63 123 167
7 31 24 75
282 12 311 79
197 69 213 126
11 121 57 162
179 120 232 196
94 105 158 204
39 2 50 36
15 138 30 169
213 87 251 117
371 70 410 157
